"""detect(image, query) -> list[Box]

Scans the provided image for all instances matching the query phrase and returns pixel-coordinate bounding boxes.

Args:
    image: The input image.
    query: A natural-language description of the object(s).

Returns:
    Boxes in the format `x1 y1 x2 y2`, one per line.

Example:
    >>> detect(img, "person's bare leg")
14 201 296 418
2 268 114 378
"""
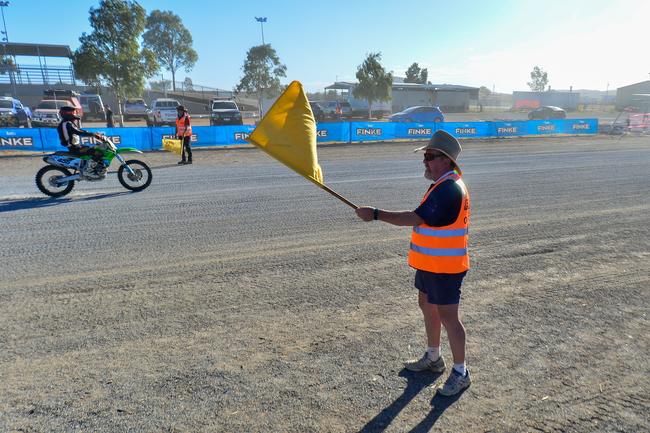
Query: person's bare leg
437 303 466 364
418 291 441 349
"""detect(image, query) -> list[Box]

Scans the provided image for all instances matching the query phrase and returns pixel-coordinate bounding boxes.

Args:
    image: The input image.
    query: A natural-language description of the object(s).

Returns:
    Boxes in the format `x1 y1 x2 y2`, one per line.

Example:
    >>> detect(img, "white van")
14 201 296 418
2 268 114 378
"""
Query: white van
79 94 106 121
147 98 180 126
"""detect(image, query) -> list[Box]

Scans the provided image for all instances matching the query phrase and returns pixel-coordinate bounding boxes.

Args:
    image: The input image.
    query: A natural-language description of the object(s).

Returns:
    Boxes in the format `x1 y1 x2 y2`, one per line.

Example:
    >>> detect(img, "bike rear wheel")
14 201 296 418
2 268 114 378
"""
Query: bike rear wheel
117 160 152 192
35 166 74 197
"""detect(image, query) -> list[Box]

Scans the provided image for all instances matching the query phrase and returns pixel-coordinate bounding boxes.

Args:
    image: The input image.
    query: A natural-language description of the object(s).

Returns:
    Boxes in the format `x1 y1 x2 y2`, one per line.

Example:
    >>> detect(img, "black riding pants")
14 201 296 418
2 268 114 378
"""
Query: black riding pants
67 146 104 163
178 135 192 161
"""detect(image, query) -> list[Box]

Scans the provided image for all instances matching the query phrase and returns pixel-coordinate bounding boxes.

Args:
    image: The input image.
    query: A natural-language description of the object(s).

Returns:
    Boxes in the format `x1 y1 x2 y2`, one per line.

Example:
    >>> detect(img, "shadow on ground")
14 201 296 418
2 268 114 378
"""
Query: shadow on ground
357 368 466 433
0 192 130 213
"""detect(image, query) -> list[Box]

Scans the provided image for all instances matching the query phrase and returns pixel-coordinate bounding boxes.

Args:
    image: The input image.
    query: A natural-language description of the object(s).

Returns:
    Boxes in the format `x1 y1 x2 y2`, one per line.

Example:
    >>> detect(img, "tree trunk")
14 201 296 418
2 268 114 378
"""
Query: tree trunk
171 67 176 92
115 88 124 127
368 100 373 120
258 91 263 120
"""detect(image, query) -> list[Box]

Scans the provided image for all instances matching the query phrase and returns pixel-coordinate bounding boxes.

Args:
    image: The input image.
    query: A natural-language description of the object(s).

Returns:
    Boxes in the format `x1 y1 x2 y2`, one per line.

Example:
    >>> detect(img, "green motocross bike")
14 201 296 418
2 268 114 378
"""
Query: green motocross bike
36 137 152 197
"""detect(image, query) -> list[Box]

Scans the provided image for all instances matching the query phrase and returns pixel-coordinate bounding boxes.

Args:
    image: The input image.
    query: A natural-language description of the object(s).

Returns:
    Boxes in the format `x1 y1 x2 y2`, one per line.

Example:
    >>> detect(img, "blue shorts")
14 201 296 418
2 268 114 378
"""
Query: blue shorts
414 270 467 305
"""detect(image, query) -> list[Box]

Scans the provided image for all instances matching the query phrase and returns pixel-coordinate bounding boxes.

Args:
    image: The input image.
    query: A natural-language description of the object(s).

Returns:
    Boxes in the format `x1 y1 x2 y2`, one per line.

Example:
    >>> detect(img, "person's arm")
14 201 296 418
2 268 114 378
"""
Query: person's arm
66 122 99 138
355 207 424 226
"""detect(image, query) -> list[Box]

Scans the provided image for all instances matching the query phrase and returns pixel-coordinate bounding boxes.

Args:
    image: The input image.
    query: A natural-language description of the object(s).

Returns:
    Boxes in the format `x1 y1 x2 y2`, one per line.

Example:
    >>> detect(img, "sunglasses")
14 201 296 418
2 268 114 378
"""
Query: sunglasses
423 153 445 162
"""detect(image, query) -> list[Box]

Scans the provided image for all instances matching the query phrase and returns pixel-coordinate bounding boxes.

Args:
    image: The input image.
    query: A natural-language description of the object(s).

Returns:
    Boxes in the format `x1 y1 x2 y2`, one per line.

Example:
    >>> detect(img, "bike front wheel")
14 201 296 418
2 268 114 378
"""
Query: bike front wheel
117 160 152 192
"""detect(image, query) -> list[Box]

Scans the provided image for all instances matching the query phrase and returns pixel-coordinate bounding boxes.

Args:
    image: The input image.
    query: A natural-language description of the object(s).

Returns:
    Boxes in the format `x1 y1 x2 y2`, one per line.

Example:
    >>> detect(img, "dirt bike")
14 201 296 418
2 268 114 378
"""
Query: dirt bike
35 137 153 197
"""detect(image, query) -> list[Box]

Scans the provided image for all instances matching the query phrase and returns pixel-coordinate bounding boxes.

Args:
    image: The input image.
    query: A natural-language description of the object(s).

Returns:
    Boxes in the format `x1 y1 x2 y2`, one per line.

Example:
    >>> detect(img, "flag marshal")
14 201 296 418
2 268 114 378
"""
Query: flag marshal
247 81 324 184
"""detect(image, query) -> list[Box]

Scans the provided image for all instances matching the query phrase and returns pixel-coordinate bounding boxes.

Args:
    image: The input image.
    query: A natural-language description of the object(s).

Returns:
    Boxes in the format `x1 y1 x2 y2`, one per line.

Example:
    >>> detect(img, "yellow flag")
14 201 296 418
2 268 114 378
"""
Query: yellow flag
162 138 183 156
247 81 324 184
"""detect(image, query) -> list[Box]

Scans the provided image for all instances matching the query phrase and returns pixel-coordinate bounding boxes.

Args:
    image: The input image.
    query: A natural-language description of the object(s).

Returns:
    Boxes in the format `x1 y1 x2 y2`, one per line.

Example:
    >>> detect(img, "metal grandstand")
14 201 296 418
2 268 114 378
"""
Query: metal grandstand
0 42 76 85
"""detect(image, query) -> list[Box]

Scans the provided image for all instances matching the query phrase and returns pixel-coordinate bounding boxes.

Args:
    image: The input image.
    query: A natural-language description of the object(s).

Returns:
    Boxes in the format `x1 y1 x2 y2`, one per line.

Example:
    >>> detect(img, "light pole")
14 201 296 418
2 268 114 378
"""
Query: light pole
255 17 267 45
0 1 9 44
0 1 15 97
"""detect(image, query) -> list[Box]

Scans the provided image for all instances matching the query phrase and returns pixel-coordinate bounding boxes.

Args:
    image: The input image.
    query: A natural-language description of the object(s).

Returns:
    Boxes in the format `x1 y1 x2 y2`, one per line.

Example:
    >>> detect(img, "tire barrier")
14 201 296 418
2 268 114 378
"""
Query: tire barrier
0 119 597 152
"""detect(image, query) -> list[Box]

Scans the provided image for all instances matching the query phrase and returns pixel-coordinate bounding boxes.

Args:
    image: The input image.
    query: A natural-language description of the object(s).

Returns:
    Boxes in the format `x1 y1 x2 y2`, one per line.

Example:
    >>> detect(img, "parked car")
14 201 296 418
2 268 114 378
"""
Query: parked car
528 106 566 120
209 99 243 126
627 113 650 132
0 96 32 127
389 106 444 123
32 99 81 127
79 94 105 121
123 98 149 121
147 98 180 126
321 100 352 119
309 102 325 122
42 89 84 119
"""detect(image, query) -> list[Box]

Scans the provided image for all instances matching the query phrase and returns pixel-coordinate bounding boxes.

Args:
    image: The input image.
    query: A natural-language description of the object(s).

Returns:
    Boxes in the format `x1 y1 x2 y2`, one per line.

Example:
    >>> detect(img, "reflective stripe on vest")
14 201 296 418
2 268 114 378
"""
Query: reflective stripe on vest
176 113 192 136
407 171 470 273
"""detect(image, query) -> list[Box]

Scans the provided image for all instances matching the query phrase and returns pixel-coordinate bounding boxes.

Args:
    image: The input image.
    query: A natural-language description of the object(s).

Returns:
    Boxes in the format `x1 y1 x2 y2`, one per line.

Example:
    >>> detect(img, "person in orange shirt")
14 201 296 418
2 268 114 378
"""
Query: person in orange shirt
355 130 471 396
175 105 193 165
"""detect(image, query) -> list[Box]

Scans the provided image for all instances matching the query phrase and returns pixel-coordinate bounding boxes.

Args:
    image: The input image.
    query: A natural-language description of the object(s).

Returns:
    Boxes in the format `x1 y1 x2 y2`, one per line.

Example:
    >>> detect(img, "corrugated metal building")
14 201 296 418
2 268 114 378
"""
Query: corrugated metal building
615 81 650 110
512 91 580 110
324 82 479 114
391 83 479 113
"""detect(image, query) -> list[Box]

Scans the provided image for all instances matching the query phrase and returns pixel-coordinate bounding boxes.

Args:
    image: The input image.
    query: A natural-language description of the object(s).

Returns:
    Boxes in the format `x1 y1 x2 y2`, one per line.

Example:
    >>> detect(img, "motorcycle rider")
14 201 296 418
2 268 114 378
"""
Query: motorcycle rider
57 105 106 178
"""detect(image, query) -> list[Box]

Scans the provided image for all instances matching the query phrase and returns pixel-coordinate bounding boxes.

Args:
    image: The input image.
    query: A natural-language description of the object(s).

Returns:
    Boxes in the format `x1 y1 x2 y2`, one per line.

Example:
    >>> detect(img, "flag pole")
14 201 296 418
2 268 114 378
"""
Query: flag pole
304 176 358 209
319 183 358 209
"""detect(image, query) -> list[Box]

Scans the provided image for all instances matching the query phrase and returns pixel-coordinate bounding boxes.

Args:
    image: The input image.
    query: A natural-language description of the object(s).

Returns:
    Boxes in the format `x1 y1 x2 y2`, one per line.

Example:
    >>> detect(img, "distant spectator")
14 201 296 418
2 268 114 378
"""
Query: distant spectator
175 105 193 165
105 105 114 128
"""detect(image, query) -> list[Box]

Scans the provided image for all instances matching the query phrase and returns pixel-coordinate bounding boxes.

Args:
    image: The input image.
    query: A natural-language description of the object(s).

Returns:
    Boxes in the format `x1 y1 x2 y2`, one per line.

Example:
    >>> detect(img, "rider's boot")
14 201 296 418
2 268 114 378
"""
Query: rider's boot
93 160 106 175
83 160 101 179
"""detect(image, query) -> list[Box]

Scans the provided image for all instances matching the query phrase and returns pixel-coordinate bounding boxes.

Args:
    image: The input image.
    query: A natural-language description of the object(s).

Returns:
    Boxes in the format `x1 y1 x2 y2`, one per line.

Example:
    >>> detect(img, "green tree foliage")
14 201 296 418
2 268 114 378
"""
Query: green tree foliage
527 66 549 92
143 10 198 91
404 62 428 84
478 86 492 98
236 44 287 116
73 0 157 119
353 52 393 119
149 79 171 93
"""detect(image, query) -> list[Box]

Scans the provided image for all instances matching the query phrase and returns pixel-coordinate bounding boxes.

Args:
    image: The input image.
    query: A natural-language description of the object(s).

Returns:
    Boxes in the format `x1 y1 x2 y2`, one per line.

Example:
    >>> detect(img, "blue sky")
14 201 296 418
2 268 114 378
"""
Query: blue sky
5 0 650 93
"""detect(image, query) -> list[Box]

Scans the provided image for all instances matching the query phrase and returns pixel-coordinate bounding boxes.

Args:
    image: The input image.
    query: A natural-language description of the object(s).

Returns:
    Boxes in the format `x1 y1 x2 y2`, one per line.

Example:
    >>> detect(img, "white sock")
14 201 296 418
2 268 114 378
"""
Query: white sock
453 362 466 376
426 346 440 360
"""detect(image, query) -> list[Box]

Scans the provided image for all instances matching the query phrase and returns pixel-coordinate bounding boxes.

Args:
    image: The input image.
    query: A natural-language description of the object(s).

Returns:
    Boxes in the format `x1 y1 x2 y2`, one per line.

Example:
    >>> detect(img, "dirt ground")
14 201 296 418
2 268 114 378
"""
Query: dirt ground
0 135 648 432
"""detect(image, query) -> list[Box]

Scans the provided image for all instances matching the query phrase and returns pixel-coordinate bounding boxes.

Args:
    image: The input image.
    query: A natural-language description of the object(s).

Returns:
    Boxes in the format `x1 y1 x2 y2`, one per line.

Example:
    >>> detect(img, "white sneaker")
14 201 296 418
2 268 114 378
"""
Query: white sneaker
404 352 446 373
437 368 471 396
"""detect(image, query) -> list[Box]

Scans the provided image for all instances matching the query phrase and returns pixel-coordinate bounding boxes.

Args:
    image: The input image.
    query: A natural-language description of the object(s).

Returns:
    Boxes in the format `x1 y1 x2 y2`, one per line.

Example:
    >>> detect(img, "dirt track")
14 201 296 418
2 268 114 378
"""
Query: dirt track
0 135 648 432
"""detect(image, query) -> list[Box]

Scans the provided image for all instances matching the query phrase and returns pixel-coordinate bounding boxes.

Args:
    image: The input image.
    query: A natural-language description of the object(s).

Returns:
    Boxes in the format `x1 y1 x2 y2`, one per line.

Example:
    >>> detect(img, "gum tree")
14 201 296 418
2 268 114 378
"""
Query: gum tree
73 0 158 124
143 10 198 91
236 44 287 118
528 66 549 92
353 52 393 119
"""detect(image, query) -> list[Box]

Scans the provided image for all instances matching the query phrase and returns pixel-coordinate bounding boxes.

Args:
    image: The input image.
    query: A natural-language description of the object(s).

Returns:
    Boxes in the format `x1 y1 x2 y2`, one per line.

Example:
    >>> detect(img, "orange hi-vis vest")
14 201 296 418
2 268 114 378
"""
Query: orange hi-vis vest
176 113 192 137
408 170 470 274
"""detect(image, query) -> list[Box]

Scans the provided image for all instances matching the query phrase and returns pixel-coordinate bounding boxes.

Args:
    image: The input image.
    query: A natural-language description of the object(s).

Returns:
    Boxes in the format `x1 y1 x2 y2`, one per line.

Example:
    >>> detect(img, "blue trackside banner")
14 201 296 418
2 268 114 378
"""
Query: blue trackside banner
563 118 598 134
437 121 493 138
5 119 598 153
85 127 152 151
316 122 351 143
350 122 397 142
394 123 437 139
40 126 152 151
149 125 256 149
39 128 65 151
492 121 529 137
0 128 44 151
527 120 562 135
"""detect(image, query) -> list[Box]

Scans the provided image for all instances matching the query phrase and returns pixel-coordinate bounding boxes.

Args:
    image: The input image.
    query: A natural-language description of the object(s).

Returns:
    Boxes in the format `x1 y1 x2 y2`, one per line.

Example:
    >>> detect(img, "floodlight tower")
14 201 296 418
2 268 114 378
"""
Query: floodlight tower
255 17 267 45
